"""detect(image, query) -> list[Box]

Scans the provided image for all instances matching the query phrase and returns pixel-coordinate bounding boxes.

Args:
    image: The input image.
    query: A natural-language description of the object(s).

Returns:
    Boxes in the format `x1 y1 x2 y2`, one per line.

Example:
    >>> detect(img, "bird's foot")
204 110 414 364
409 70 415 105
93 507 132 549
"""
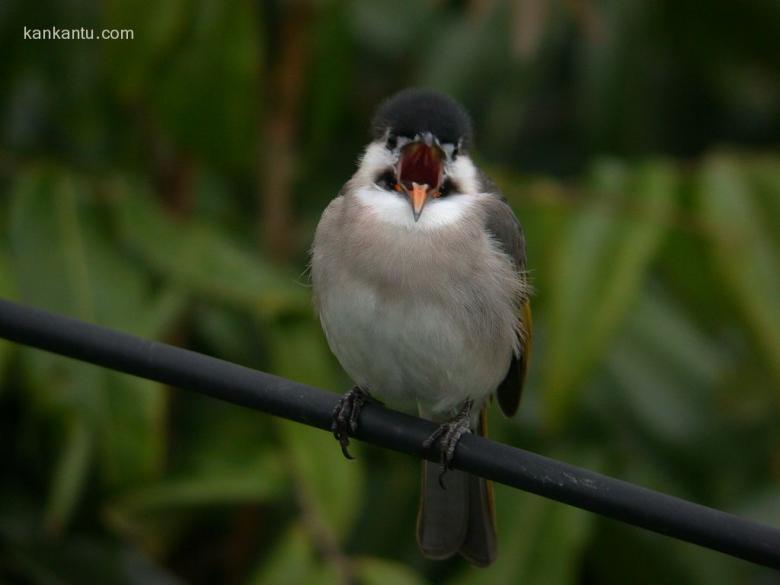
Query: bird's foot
422 399 474 488
331 385 372 460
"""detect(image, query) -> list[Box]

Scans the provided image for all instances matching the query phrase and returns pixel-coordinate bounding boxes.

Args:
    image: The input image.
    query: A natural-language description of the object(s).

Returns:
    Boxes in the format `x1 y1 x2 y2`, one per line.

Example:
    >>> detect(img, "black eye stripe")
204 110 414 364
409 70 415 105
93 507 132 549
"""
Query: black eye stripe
374 170 459 196
375 170 397 191
438 178 459 197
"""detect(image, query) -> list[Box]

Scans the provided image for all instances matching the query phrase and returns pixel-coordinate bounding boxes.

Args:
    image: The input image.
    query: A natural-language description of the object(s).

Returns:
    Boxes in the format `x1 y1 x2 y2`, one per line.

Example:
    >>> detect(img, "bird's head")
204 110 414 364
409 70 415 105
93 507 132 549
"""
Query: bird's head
353 89 478 225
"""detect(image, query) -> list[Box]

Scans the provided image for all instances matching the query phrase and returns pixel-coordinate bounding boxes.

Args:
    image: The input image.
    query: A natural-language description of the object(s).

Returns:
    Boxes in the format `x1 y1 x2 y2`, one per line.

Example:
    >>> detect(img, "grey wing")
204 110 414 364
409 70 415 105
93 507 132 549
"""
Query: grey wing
478 170 526 270
480 177 532 417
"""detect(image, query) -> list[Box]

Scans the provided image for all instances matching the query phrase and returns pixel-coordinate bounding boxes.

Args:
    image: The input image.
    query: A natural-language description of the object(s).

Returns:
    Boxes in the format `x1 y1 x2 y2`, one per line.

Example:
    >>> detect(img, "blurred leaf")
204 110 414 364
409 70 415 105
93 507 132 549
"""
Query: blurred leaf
8 167 172 523
542 160 676 428
279 421 363 542
108 451 284 514
97 373 168 491
1 535 180 585
265 317 345 391
151 0 261 166
356 557 430 585
105 0 262 166
753 156 780 230
654 174 731 333
351 0 436 60
699 153 780 386
305 2 354 157
579 0 659 152
607 289 723 444
0 247 16 387
45 419 91 534
591 520 747 585
104 399 286 556
112 183 309 317
103 0 189 99
9 169 99 531
191 303 265 365
510 0 552 61
247 523 339 585
269 317 361 540
736 487 780 527
9 169 96 319
247 524 314 585
117 546 185 585
117 399 283 504
419 8 510 108
669 541 760 585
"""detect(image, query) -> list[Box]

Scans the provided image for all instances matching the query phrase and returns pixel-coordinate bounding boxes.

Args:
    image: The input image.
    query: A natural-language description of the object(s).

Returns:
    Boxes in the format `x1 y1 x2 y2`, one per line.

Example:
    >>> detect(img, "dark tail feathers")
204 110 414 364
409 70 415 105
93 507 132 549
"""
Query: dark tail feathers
416 411 496 566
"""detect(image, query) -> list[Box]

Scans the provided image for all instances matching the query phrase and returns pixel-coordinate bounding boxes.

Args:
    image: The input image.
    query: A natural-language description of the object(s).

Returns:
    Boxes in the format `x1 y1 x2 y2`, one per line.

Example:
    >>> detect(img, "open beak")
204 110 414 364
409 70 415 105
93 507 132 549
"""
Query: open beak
396 140 444 222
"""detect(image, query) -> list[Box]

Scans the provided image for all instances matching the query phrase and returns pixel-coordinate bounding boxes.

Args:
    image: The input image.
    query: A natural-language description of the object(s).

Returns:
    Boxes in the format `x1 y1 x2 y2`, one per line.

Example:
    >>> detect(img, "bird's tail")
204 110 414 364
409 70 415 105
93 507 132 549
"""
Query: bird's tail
416 408 497 566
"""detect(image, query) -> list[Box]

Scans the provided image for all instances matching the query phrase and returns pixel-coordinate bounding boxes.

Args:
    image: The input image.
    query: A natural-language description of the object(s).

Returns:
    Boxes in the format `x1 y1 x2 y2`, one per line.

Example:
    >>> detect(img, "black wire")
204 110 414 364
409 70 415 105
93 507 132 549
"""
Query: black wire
0 298 778 570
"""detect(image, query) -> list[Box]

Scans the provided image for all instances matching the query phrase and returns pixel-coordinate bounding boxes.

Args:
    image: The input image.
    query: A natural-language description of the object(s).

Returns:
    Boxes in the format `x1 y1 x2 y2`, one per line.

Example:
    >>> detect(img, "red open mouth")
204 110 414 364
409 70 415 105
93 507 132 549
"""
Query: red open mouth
397 142 444 192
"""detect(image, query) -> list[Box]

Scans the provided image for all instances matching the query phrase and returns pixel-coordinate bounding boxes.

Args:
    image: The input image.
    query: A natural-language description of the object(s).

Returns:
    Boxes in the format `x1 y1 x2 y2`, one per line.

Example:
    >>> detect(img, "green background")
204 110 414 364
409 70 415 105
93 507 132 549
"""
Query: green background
1 0 779 583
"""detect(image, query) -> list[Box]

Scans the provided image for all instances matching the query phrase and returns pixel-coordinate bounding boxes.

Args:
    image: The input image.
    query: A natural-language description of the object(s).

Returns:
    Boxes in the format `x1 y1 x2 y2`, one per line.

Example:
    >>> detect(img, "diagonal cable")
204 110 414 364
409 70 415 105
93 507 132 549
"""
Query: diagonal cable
0 298 778 570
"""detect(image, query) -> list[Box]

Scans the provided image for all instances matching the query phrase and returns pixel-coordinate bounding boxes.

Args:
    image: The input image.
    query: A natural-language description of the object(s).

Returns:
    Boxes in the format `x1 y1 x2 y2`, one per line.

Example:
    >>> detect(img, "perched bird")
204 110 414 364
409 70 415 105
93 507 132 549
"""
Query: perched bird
310 88 532 566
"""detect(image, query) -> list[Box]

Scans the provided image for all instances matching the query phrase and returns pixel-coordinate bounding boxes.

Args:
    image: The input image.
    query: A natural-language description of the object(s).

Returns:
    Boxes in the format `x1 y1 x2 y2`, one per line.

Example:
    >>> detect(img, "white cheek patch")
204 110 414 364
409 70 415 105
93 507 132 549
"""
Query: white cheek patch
355 186 476 231
447 155 479 194
355 142 395 183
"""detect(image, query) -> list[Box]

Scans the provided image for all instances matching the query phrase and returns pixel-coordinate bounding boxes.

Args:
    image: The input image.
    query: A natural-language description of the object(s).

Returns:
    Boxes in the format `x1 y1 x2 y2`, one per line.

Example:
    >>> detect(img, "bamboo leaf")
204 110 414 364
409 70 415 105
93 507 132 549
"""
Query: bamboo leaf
542 160 676 428
606 289 723 444
247 524 339 585
699 154 780 385
103 0 190 99
107 451 284 515
151 0 261 167
269 317 361 541
279 420 364 542
112 184 309 317
356 557 431 585
8 168 172 523
10 169 99 531
45 420 92 534
105 400 287 554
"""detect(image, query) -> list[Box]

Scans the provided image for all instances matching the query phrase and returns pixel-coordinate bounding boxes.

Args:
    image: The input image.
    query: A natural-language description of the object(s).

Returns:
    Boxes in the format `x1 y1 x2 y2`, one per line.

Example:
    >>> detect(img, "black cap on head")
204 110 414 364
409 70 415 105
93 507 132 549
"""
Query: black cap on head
371 88 473 149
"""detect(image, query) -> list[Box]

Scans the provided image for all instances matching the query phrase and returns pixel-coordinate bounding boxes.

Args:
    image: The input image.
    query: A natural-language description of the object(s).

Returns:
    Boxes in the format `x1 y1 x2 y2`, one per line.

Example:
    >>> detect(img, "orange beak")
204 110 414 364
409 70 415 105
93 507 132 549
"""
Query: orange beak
408 182 431 222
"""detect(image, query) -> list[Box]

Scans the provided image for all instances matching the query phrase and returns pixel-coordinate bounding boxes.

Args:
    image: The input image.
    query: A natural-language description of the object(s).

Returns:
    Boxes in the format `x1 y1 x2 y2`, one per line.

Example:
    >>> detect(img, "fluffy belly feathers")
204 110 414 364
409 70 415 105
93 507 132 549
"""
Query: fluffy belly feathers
318 279 512 417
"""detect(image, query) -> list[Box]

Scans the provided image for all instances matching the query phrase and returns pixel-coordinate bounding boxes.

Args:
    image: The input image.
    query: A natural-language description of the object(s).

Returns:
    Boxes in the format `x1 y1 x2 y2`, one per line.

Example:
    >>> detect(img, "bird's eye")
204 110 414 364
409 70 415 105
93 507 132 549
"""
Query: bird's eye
375 170 399 192
438 178 457 197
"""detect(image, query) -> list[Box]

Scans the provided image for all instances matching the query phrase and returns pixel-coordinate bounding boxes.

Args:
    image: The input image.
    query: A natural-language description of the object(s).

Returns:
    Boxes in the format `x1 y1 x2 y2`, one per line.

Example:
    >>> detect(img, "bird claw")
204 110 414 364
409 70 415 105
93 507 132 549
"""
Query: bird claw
422 399 474 489
331 386 371 459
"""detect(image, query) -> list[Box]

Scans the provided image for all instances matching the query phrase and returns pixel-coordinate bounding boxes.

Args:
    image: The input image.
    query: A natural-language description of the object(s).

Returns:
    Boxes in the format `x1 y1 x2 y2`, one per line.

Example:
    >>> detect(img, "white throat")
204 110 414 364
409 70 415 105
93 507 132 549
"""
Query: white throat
355 187 477 230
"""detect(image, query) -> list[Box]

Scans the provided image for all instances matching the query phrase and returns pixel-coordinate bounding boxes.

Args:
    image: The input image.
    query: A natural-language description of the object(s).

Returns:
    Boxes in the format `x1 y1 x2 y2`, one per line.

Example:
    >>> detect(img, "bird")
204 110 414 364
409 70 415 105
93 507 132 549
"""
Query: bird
310 88 532 567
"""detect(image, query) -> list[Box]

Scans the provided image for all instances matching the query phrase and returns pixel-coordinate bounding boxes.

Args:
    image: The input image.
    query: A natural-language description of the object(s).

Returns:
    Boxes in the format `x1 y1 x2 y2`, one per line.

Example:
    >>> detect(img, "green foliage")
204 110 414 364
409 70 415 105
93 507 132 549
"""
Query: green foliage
1 0 779 584
700 154 780 385
541 161 676 428
113 186 309 318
